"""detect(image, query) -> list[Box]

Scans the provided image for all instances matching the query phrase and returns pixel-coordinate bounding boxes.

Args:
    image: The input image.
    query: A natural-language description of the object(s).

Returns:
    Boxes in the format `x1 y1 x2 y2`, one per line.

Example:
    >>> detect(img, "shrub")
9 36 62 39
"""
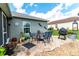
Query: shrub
67 30 74 34
48 27 53 35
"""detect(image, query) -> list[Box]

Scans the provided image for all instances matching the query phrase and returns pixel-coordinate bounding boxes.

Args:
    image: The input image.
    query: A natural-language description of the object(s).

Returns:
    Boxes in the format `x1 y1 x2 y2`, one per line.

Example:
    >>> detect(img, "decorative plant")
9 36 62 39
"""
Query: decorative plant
10 37 17 46
48 27 53 35
0 46 6 56
24 33 30 40
19 32 25 37
19 32 25 42
67 30 74 34
4 44 15 56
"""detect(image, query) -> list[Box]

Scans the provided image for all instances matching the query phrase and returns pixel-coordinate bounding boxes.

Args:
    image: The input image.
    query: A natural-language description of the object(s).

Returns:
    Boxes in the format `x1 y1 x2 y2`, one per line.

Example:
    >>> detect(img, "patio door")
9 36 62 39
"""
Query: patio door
0 9 3 45
2 12 7 45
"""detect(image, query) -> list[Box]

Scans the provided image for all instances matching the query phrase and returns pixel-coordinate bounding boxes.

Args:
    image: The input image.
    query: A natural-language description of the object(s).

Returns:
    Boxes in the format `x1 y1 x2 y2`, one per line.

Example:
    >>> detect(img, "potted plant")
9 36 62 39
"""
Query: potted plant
19 32 26 43
0 46 6 56
10 37 17 46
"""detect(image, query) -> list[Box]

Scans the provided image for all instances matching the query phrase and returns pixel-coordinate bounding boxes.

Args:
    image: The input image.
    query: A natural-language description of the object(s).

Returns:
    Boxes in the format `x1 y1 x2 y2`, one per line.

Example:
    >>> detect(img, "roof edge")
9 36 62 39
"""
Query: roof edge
11 12 48 22
0 3 11 18
48 17 79 25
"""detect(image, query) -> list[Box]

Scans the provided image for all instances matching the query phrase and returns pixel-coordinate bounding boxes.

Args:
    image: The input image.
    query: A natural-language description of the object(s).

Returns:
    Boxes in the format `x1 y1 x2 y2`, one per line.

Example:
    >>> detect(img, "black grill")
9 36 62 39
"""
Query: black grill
59 28 67 35
58 28 67 40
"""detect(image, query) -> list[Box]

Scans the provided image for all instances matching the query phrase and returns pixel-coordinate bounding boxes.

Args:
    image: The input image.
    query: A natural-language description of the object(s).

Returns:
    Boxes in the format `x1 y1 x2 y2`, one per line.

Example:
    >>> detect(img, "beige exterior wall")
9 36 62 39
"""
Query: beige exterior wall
48 21 79 30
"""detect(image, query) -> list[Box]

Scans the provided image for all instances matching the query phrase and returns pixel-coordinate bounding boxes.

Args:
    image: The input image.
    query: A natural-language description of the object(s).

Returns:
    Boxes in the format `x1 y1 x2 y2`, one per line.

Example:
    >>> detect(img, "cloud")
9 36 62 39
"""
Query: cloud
1 0 79 3
29 3 38 7
29 4 62 21
29 4 66 21
12 3 79 22
48 3 79 22
16 8 26 14
29 3 79 22
29 3 34 6
64 3 74 9
13 2 24 9
65 7 79 17
45 4 63 19
12 3 26 14
29 11 45 18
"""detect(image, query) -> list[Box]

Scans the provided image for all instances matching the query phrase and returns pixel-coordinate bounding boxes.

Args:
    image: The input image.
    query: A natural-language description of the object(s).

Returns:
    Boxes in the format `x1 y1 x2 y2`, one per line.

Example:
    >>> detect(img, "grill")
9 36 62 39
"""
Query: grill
58 28 67 40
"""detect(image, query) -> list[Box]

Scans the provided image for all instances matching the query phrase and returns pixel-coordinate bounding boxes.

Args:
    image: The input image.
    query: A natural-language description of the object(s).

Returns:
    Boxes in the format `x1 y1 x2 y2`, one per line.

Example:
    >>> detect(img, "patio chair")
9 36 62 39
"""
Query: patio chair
36 30 45 44
29 32 36 42
43 32 52 43
22 32 36 43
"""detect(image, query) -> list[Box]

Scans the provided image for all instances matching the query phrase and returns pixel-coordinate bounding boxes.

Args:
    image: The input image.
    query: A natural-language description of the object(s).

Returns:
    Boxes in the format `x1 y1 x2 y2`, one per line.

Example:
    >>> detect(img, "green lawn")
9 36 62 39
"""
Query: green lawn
68 30 79 40
52 30 58 36
77 30 79 40
52 29 79 40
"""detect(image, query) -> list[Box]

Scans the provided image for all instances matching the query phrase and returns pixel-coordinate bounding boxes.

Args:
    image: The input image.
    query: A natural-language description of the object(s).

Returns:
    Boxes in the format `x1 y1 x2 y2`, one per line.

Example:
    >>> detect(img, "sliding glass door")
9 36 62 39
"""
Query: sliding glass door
2 12 7 45
0 9 3 45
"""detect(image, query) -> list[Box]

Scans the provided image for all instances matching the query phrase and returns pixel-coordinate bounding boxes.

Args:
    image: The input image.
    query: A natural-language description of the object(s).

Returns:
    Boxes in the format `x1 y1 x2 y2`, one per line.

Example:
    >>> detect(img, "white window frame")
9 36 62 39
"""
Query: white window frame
23 21 31 33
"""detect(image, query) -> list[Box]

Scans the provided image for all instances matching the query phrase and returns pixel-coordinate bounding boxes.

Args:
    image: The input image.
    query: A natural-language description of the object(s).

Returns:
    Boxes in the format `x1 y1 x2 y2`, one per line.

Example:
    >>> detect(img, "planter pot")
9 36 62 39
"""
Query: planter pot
21 40 24 42
4 44 15 55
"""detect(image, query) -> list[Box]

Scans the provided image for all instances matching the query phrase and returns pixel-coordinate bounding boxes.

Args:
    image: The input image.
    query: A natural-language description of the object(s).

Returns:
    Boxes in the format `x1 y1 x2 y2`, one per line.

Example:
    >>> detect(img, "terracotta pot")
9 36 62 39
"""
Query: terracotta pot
21 39 24 42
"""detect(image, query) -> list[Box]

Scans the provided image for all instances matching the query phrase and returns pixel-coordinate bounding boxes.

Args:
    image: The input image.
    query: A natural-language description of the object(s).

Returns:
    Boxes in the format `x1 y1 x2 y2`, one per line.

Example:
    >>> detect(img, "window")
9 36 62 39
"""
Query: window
24 23 30 33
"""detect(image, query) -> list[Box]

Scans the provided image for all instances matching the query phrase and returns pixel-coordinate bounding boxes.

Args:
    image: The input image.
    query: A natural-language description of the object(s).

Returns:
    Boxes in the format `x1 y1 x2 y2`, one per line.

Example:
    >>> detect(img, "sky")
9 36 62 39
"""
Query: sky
9 3 79 22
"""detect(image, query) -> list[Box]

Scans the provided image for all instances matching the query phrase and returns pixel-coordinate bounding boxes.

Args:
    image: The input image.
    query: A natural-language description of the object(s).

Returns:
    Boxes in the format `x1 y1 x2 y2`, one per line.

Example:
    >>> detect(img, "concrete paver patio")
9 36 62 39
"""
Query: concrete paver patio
13 36 73 56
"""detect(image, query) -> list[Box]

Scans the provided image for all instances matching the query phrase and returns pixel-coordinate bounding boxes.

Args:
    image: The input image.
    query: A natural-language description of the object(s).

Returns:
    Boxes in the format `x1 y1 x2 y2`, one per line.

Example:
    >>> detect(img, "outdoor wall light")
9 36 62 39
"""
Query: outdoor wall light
15 22 19 26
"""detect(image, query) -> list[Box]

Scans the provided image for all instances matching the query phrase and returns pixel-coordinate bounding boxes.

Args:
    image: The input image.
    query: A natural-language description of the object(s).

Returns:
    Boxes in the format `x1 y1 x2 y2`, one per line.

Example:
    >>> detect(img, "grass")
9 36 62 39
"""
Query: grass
76 30 79 40
52 30 58 36
67 30 79 40
52 29 79 40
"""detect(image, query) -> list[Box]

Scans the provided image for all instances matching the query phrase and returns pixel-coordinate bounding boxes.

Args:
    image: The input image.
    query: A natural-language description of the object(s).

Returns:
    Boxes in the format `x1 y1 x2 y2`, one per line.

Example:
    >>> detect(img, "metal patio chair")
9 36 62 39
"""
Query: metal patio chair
43 31 52 43
36 30 45 44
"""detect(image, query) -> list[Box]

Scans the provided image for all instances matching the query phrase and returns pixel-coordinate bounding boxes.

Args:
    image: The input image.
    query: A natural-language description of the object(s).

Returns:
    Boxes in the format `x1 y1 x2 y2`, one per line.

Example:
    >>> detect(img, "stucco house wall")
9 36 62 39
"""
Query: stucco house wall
0 4 48 44
9 17 48 39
